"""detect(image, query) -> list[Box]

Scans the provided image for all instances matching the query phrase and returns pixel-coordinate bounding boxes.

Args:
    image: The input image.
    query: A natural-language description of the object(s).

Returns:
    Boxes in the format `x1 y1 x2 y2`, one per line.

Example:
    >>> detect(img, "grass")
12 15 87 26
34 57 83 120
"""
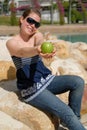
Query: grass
0 15 19 26
0 15 59 26
0 16 10 25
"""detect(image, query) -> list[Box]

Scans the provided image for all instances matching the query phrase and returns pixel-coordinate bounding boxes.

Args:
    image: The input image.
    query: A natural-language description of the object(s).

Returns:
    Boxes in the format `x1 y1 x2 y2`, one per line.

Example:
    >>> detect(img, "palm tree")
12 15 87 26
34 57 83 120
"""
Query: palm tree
56 0 65 25
9 0 17 25
68 0 72 24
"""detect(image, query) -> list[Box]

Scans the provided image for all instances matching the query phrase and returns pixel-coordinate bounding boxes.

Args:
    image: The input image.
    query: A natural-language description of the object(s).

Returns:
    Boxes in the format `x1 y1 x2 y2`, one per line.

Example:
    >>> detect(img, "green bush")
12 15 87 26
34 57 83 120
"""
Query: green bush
0 16 10 25
71 9 83 23
0 15 19 25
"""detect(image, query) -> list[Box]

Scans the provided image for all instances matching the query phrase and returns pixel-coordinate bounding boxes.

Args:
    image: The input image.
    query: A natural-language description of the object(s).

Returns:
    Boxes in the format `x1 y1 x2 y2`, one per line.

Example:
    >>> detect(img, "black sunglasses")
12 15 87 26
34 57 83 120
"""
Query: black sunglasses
26 17 40 28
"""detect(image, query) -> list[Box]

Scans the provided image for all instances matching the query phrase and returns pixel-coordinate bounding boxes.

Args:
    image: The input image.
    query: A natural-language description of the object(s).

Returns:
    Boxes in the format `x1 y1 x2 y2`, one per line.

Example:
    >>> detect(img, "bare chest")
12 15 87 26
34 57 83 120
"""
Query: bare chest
18 38 35 47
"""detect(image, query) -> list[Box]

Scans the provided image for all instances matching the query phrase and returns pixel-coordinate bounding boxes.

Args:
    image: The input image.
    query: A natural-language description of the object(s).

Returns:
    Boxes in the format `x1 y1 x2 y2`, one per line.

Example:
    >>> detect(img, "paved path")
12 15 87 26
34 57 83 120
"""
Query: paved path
0 24 87 35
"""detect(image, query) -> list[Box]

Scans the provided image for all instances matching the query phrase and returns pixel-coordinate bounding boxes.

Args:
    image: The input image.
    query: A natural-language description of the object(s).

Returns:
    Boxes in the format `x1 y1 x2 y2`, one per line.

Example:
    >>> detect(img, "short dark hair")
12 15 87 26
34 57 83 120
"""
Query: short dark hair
22 8 41 18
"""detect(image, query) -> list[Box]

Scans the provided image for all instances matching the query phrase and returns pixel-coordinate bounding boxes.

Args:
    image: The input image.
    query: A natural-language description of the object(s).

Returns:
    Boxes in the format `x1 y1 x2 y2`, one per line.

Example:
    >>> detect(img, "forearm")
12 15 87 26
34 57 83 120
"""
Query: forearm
18 46 39 57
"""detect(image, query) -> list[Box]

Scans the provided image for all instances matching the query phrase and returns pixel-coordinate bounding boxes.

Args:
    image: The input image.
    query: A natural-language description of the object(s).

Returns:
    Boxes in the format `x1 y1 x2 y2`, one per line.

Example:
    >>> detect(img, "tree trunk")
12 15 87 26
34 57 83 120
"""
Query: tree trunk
56 0 65 25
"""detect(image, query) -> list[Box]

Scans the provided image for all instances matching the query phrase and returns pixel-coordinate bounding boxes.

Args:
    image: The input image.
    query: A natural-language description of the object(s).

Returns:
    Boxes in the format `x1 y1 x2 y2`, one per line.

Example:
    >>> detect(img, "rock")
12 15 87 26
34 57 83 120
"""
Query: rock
70 42 87 69
0 87 57 130
0 61 16 81
0 110 31 130
0 37 16 81
71 42 87 51
44 32 58 41
54 40 70 59
43 57 87 84
0 79 17 92
0 37 12 61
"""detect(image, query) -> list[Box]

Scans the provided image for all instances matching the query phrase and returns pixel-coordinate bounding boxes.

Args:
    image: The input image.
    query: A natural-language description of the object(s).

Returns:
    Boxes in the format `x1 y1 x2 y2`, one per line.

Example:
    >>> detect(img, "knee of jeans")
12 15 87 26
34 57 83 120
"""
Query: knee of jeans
75 76 85 90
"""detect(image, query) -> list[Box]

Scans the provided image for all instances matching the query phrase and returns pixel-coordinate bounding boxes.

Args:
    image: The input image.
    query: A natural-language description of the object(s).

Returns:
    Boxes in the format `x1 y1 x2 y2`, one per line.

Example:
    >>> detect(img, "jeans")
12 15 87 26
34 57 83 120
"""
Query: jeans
28 75 85 130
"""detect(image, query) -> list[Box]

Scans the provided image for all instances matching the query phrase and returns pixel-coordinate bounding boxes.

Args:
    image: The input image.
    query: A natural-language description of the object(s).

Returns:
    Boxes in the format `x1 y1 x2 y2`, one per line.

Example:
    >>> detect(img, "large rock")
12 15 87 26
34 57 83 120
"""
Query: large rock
0 61 16 81
0 87 57 130
50 58 87 84
0 111 31 130
0 37 16 81
0 37 12 61
70 42 87 69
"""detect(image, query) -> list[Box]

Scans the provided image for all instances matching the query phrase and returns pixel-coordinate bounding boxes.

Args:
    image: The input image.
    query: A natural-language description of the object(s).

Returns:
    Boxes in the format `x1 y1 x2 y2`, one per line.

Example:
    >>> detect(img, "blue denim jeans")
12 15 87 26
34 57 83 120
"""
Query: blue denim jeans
28 75 85 130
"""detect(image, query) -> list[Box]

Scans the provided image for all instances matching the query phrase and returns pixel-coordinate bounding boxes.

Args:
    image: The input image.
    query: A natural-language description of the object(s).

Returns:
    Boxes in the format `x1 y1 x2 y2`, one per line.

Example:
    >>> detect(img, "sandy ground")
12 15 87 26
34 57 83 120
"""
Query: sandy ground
0 24 87 36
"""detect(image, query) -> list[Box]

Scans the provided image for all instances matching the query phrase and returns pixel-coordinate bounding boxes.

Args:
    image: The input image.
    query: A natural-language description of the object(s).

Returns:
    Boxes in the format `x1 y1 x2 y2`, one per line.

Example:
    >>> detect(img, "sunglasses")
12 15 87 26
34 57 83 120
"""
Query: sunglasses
26 17 40 28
